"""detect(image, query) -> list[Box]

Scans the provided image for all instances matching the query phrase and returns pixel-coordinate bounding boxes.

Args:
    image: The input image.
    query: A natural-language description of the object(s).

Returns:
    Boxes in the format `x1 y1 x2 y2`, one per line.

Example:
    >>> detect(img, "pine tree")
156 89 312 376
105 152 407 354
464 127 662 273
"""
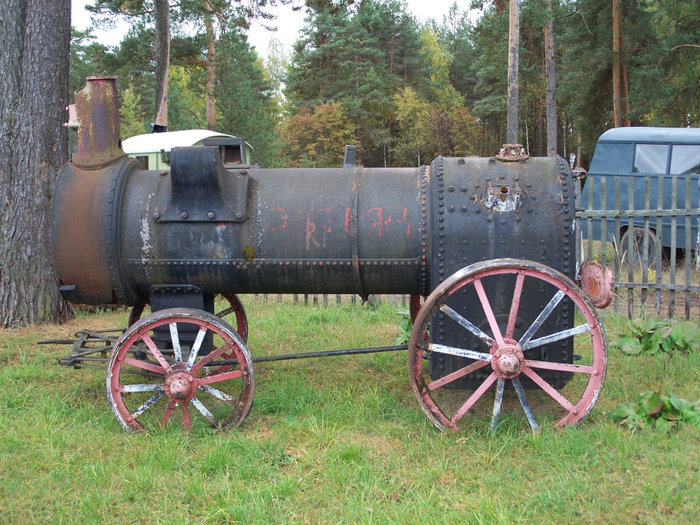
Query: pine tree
120 83 148 137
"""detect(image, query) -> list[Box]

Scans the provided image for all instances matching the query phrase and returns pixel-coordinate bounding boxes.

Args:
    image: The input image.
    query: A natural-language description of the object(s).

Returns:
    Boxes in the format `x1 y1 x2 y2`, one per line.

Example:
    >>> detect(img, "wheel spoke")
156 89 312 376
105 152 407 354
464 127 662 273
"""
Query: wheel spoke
159 399 177 428
451 372 498 425
197 369 243 386
505 273 525 339
428 343 492 362
521 366 575 412
512 377 539 433
123 357 166 375
518 289 565 347
216 305 236 317
473 278 504 345
524 359 594 375
121 383 163 393
132 392 164 418
427 360 489 391
522 324 591 350
185 328 208 370
191 341 234 372
199 384 235 403
141 333 172 372
439 304 495 346
490 378 505 432
169 322 182 362
191 396 217 425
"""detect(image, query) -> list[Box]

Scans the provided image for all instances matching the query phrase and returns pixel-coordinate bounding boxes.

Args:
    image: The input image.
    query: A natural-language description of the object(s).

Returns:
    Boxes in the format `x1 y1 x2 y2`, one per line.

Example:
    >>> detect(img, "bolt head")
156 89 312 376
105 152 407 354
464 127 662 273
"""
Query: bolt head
152 211 161 219
180 211 188 219
207 211 215 219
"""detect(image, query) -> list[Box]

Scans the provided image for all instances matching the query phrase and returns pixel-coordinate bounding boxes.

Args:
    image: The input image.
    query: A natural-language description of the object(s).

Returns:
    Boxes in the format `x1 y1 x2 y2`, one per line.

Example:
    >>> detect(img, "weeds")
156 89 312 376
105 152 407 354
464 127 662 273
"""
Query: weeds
611 317 700 356
394 310 412 345
610 390 700 431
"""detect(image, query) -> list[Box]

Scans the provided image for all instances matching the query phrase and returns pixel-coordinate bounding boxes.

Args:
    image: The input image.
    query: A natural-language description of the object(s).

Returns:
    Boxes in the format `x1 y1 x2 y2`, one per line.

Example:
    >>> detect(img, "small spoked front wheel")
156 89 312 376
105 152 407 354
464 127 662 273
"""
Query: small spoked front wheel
107 308 254 432
408 258 607 432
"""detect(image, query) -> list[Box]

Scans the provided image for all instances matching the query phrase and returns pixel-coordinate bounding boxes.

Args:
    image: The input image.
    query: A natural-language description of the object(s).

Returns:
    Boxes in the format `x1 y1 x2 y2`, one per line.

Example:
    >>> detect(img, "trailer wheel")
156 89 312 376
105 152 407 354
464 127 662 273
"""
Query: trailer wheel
128 294 248 342
408 258 606 433
107 308 254 432
620 227 657 268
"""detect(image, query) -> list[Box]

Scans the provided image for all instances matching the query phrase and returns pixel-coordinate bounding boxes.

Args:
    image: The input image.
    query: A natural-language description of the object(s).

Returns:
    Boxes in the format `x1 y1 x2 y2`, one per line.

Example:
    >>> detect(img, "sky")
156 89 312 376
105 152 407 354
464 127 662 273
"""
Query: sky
71 0 474 60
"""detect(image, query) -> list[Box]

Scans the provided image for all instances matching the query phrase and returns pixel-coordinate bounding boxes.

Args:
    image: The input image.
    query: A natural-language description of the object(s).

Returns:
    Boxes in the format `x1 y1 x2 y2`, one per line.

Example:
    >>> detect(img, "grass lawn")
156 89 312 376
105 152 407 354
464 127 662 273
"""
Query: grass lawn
0 299 698 523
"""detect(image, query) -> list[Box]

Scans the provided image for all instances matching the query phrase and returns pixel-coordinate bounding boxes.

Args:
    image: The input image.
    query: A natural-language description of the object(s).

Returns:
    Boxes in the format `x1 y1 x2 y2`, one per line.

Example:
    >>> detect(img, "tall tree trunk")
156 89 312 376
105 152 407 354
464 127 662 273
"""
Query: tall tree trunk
621 62 631 126
506 0 520 144
612 0 622 127
544 0 557 156
0 0 73 326
204 1 217 130
153 0 170 131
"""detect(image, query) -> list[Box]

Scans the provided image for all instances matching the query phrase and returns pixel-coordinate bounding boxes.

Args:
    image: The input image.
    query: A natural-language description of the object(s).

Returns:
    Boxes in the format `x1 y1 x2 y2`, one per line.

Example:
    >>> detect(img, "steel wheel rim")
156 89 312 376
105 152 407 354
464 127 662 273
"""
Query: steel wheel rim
107 308 254 432
408 258 607 432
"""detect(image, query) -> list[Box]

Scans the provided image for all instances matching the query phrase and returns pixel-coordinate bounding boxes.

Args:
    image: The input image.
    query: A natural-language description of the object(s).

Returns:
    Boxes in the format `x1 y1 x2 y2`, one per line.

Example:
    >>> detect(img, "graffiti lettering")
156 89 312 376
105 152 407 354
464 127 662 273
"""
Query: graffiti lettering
305 214 320 251
267 207 288 231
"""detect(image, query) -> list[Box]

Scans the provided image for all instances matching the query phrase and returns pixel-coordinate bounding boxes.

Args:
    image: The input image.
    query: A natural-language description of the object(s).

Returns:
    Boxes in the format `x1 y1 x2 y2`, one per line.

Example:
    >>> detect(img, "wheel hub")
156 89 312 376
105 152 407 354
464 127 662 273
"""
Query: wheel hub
164 366 197 401
491 342 525 379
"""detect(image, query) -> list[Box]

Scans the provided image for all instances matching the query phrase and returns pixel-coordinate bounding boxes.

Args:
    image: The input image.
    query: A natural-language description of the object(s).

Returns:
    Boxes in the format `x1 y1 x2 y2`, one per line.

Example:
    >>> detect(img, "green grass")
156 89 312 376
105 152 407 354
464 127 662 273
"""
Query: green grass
1 300 699 523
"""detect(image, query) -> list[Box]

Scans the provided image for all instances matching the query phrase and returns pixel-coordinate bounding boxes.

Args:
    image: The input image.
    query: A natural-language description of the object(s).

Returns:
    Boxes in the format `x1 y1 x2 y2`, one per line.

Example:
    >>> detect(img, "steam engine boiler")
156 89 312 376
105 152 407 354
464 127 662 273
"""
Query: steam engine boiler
50 78 606 433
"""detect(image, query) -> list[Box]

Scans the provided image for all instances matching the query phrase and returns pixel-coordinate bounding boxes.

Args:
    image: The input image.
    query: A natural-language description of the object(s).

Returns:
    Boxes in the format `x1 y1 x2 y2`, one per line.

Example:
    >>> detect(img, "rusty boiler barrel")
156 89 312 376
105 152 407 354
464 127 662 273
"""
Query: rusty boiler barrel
53 149 426 303
53 148 574 309
121 150 425 298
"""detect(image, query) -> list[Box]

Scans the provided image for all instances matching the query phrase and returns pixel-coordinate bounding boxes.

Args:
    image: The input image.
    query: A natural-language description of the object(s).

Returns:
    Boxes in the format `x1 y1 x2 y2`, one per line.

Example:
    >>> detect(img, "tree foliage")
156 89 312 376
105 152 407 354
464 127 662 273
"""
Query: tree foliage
280 103 356 167
72 0 700 168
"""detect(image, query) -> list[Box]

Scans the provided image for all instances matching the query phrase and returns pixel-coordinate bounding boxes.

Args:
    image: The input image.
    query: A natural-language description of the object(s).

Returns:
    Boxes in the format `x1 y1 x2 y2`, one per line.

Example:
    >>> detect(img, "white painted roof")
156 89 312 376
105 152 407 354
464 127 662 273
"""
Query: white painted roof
122 130 234 154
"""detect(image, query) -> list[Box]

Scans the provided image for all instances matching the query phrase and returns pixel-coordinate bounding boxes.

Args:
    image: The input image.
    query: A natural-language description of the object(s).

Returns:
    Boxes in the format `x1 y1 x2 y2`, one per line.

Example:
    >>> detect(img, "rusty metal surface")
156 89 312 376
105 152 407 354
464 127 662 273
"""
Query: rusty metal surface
72 77 126 169
117 164 424 297
579 259 614 309
480 182 523 212
495 143 529 162
51 157 140 305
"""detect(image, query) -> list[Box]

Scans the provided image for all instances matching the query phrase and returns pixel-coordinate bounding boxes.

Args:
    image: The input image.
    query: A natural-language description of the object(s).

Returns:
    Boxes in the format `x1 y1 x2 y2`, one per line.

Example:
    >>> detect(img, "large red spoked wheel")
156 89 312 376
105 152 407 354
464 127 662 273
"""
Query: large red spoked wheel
107 308 254 432
128 294 248 342
408 258 607 432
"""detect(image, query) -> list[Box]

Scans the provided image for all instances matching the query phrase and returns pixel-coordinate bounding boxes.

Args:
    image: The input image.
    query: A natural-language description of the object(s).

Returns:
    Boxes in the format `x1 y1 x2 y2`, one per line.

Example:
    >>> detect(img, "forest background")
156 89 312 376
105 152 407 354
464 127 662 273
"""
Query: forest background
72 0 699 169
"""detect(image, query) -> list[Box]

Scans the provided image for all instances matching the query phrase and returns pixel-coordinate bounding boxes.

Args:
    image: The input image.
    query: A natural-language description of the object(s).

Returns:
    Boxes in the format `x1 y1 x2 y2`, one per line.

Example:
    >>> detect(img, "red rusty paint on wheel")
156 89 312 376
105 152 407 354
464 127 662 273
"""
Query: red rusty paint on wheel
409 294 422 323
106 308 254 432
408 258 607 432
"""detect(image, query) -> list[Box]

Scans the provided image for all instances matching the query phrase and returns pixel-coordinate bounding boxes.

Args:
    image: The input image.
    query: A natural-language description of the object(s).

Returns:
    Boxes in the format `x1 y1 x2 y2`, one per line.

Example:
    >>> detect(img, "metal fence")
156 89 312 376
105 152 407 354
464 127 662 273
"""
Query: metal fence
575 172 700 319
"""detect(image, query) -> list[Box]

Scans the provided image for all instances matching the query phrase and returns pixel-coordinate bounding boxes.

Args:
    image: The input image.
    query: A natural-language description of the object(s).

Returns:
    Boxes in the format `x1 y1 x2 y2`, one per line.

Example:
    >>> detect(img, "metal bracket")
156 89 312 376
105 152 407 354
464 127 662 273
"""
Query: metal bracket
155 146 249 223
350 167 368 302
